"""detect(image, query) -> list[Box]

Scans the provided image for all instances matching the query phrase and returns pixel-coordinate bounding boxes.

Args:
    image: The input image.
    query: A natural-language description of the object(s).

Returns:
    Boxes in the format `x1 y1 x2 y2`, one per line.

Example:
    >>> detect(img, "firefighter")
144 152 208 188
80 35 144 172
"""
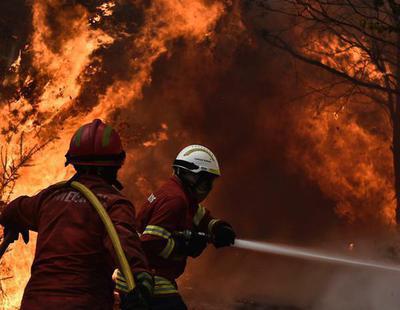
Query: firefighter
136 144 236 309
0 119 153 310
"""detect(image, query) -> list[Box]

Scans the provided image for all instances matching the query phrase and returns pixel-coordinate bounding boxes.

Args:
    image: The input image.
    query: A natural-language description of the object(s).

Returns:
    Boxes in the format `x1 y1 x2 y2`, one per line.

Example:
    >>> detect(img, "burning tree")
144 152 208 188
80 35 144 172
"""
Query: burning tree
0 116 54 307
0 0 232 306
250 0 400 223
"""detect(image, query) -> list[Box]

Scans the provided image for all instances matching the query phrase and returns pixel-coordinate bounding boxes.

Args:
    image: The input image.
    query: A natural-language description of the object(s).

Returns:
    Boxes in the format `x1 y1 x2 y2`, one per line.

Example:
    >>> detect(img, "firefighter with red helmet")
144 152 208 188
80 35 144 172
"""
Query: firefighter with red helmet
0 119 153 310
135 144 236 309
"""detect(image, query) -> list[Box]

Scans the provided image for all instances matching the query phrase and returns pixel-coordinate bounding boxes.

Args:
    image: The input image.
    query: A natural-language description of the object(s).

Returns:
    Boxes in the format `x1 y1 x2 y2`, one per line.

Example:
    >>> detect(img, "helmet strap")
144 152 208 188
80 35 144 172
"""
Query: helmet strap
175 168 203 198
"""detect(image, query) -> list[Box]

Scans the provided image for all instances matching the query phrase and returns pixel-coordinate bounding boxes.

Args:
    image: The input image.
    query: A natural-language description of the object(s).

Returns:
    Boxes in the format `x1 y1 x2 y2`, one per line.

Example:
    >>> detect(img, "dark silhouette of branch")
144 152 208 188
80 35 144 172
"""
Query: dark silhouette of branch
0 133 54 204
253 0 400 223
261 30 396 94
0 130 54 306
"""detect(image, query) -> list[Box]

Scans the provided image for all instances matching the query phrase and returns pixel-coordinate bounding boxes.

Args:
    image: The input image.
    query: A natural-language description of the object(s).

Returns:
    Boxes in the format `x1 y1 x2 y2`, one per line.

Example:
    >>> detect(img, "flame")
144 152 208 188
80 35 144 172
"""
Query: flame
93 0 224 115
143 123 169 147
288 104 395 225
31 1 114 120
0 0 227 307
1 1 396 308
284 25 396 225
304 33 385 83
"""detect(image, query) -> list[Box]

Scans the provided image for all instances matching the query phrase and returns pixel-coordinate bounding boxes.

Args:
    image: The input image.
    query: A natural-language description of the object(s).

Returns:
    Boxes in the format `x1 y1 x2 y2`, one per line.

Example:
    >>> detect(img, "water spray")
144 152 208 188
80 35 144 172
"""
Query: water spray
234 239 400 273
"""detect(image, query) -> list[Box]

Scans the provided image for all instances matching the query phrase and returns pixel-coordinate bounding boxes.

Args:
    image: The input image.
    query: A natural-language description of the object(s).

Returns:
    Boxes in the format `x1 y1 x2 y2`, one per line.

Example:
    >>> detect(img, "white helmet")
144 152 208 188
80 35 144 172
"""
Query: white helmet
173 145 221 176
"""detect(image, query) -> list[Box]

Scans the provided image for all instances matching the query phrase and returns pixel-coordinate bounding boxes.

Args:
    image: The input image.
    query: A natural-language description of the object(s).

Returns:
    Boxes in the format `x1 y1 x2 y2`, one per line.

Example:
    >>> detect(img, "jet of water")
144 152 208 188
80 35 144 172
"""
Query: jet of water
234 239 400 273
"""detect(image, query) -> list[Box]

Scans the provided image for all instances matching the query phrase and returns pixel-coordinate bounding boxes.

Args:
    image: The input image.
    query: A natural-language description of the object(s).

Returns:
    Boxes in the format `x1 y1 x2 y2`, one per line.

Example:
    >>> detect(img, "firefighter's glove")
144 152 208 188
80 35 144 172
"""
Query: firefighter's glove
174 230 208 258
135 272 154 305
212 222 235 248
120 287 150 310
187 231 208 257
4 226 29 244
115 270 153 309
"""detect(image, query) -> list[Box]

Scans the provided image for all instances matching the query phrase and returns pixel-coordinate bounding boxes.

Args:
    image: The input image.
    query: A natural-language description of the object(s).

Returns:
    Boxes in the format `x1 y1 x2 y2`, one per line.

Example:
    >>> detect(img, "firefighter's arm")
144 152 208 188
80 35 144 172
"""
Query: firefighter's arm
140 197 187 259
0 190 45 243
103 200 150 274
196 205 236 248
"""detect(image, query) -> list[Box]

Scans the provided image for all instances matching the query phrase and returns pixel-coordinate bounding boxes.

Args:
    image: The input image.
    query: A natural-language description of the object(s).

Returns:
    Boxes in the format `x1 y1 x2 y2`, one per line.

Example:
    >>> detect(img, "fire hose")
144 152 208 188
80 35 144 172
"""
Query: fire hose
68 181 136 291
0 181 136 291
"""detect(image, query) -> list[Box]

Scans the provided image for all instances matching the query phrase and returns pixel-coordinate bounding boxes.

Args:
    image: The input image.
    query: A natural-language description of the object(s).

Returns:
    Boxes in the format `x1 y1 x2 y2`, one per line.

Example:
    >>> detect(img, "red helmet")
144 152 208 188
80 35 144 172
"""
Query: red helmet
65 119 126 167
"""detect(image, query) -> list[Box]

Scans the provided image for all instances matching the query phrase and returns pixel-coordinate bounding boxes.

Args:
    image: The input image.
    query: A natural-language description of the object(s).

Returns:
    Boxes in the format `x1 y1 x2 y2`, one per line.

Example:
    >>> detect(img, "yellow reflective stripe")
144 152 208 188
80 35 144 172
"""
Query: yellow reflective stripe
155 281 172 285
116 283 129 293
208 168 221 176
136 272 153 282
113 269 130 293
154 276 178 295
155 289 179 294
154 276 172 284
208 219 221 234
116 273 126 281
114 269 154 294
193 205 206 226
136 272 154 295
159 238 175 259
143 225 171 239
154 276 171 282
156 282 173 287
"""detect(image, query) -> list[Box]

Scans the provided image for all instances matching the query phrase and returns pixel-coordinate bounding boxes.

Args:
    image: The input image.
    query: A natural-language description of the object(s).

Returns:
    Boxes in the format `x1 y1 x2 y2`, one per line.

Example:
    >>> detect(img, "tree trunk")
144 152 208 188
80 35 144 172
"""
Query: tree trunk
393 115 400 224
393 79 400 224
395 25 400 224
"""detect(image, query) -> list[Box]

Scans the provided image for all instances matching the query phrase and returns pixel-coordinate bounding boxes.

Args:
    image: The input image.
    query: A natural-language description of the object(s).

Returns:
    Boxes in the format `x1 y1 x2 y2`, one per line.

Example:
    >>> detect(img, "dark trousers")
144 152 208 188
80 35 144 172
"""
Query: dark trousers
151 294 188 310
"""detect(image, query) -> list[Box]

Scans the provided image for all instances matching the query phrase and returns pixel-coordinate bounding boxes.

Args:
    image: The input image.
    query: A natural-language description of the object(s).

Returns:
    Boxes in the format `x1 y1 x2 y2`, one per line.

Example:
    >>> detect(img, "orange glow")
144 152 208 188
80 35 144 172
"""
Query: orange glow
304 34 385 83
288 106 395 225
2 1 395 308
0 0 225 307
284 29 396 225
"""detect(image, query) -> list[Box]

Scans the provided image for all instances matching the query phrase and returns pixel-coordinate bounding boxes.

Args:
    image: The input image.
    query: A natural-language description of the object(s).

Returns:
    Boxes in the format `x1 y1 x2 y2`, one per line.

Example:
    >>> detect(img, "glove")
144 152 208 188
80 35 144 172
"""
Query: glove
212 222 235 248
187 231 208 257
4 226 29 244
120 288 149 310
119 271 154 310
135 271 154 305
173 230 208 258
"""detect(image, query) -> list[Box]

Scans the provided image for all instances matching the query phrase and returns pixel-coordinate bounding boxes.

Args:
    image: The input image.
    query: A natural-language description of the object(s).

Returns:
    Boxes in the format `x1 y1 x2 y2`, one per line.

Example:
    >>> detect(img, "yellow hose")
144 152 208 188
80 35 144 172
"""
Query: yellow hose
62 181 136 291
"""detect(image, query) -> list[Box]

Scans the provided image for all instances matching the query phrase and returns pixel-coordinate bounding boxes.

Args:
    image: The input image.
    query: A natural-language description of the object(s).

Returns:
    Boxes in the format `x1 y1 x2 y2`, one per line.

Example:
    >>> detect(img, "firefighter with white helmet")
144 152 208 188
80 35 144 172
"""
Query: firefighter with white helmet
134 144 236 309
174 144 221 175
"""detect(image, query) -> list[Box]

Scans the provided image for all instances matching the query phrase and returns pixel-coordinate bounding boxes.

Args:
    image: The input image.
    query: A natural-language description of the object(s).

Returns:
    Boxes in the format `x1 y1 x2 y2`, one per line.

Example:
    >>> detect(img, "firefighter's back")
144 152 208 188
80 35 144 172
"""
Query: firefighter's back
0 120 152 310
21 175 124 309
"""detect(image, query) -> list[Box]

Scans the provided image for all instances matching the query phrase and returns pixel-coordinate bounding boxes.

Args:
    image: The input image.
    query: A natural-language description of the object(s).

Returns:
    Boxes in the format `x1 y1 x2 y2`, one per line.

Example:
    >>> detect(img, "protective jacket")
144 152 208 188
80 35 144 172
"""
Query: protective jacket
136 176 223 295
0 175 149 310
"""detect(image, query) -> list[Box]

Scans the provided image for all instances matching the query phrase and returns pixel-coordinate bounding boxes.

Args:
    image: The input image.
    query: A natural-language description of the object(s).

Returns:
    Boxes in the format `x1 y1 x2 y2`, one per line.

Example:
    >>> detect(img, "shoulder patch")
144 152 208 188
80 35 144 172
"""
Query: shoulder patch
148 193 156 203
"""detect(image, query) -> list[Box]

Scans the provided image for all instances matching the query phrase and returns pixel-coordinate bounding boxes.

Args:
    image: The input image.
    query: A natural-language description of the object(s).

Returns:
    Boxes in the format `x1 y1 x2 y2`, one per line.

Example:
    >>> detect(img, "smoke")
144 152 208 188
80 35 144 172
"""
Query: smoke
313 269 400 310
